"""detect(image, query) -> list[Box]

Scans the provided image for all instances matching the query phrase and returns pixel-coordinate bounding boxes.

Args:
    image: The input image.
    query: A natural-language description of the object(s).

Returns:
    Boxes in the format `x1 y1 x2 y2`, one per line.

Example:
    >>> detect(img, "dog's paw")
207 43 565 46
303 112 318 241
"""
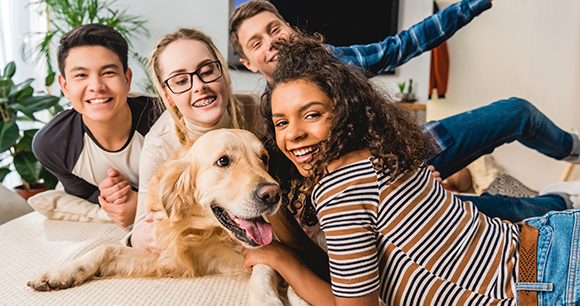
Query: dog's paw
27 264 92 291
249 264 285 306
27 272 77 291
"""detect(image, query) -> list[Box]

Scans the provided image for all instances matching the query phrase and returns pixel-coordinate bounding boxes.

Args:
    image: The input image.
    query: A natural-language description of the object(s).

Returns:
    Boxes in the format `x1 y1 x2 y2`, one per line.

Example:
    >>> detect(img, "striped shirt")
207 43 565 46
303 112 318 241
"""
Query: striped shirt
312 158 519 305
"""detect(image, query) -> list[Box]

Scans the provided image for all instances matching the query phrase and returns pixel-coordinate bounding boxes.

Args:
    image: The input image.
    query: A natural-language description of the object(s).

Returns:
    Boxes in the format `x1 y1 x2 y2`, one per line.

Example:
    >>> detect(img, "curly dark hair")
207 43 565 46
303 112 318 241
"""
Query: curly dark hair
261 33 434 225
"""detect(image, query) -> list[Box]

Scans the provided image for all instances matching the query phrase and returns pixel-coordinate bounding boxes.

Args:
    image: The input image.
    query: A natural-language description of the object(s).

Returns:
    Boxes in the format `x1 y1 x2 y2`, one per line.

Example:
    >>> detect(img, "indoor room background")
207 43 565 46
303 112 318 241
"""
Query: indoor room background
2 0 579 190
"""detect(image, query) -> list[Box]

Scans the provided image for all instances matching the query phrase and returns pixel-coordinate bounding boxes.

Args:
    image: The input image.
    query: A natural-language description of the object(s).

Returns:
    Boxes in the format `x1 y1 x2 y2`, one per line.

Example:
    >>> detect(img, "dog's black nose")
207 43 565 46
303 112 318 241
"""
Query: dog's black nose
255 183 281 206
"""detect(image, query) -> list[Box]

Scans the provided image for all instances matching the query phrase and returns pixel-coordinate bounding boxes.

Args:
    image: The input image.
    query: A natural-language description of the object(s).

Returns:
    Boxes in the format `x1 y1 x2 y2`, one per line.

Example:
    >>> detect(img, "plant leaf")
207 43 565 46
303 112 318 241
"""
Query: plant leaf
13 151 41 185
20 95 60 113
49 102 65 116
0 165 11 183
3 62 16 78
0 79 14 99
23 128 38 138
45 72 56 87
9 78 35 96
39 166 58 189
15 86 34 101
0 120 20 153
16 115 35 122
10 104 35 121
16 129 38 153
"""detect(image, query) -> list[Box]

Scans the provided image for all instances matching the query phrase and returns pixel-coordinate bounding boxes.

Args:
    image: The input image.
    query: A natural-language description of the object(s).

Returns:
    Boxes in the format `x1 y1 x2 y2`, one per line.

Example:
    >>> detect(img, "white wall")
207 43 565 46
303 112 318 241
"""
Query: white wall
111 0 235 91
373 0 432 106
114 0 432 100
428 0 580 189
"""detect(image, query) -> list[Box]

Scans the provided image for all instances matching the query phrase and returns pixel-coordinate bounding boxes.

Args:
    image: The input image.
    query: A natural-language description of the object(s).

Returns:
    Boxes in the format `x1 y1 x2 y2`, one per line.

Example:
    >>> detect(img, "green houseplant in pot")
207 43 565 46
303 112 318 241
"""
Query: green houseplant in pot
0 61 60 199
24 0 152 92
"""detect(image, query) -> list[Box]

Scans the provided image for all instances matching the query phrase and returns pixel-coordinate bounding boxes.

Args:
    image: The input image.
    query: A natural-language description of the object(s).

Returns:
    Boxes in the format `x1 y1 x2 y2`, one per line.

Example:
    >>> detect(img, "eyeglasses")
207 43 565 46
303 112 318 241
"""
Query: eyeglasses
164 61 223 94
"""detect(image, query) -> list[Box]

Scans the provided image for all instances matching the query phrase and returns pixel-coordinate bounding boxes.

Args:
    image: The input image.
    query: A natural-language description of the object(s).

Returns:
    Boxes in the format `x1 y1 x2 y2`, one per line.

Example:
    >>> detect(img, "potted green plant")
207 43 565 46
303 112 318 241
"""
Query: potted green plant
0 61 60 198
396 81 406 102
23 0 152 92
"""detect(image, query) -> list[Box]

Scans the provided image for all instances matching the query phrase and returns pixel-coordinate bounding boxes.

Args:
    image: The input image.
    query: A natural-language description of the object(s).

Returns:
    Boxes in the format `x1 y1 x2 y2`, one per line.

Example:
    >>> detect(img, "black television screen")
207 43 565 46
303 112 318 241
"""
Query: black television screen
270 0 399 48
229 0 399 74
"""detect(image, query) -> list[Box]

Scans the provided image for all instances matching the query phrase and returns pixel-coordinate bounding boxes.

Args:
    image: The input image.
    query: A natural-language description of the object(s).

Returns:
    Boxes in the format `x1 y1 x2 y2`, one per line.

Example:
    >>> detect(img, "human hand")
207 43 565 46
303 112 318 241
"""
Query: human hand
242 241 300 273
99 168 132 204
99 189 137 228
427 165 442 183
98 169 137 228
130 211 160 252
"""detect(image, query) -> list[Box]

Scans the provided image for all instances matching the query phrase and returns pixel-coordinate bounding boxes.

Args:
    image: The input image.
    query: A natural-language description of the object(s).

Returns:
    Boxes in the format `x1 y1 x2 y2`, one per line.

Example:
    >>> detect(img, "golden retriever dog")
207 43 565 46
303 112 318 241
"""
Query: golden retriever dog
27 129 307 306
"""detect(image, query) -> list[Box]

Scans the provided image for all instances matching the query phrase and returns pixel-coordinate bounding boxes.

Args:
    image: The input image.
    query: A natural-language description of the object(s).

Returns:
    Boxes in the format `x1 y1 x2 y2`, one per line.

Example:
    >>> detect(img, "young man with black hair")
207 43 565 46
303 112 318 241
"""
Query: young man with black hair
33 24 161 228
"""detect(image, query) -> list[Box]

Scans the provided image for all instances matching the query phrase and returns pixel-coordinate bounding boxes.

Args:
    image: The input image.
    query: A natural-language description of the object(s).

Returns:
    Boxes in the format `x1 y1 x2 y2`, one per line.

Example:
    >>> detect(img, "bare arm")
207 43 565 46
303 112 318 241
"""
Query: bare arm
242 242 379 306
267 206 331 282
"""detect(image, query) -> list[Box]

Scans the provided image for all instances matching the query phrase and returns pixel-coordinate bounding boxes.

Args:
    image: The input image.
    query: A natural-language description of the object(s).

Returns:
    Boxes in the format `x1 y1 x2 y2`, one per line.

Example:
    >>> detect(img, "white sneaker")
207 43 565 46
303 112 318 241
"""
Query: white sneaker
565 128 580 164
539 180 580 208
572 195 580 209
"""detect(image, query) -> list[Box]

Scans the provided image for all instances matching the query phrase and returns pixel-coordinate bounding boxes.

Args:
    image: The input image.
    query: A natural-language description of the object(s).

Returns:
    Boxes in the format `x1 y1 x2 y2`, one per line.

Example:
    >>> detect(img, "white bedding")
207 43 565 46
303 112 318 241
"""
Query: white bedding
0 212 252 306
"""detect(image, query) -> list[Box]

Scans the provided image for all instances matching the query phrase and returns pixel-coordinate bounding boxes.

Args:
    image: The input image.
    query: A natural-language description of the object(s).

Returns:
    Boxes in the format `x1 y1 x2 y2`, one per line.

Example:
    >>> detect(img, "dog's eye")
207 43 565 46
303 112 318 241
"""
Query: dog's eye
216 156 230 167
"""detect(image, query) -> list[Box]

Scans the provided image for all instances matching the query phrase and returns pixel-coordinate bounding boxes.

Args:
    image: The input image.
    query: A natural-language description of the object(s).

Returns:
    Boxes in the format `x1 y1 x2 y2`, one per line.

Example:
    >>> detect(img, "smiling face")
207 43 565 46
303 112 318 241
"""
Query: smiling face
236 11 293 82
159 39 228 128
58 46 132 129
271 79 334 177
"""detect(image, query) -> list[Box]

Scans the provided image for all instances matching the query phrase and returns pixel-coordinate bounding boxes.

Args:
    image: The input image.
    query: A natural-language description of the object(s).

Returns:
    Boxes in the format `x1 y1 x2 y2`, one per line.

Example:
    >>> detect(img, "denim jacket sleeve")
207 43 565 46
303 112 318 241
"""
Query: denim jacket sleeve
326 0 492 76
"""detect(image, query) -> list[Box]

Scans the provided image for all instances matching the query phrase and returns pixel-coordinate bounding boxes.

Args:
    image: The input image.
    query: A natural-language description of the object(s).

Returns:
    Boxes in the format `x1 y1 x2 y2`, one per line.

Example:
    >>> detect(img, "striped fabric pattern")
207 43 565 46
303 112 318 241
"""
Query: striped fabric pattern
312 158 520 305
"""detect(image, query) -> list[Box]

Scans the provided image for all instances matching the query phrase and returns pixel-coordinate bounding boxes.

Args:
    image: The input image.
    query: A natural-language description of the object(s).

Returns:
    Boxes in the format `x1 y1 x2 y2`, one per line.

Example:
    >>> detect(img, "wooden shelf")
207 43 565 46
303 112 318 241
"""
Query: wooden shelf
398 102 426 111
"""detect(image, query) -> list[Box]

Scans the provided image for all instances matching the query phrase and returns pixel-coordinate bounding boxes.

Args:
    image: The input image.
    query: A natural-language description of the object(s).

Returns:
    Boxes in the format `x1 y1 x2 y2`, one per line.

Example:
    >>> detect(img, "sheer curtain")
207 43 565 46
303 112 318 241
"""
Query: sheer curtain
0 0 47 189
0 0 47 86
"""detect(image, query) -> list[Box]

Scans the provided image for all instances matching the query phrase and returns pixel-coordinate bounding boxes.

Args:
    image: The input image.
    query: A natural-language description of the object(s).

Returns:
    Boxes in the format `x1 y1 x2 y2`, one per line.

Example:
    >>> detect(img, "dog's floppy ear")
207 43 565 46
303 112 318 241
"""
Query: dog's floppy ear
156 157 198 221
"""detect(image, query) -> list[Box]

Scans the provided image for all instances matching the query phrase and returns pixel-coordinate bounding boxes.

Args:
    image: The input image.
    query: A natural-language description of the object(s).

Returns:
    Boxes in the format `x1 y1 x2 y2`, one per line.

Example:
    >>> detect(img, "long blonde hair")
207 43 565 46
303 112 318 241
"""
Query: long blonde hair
149 28 245 144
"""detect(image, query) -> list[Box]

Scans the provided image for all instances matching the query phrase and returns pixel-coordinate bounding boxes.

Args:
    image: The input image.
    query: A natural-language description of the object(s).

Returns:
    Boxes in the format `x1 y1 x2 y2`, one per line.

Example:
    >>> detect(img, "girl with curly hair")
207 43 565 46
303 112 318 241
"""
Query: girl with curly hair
242 34 580 306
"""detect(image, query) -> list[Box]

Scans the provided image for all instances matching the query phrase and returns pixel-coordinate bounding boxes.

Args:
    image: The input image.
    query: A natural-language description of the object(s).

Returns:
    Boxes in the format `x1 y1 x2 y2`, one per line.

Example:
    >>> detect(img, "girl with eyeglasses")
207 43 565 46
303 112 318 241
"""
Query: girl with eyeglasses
127 28 247 249
127 28 328 281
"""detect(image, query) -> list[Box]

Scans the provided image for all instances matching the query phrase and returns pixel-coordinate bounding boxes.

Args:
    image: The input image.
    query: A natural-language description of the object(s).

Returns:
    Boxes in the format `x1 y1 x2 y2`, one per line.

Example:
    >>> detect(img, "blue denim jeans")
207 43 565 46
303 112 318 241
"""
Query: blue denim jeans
519 209 580 305
423 98 574 222
425 97 574 179
458 193 567 223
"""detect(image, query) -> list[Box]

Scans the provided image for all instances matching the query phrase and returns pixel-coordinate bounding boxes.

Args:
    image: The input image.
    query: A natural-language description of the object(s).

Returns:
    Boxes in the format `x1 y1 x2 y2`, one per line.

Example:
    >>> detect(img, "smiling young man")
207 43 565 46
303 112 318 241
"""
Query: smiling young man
32 24 160 228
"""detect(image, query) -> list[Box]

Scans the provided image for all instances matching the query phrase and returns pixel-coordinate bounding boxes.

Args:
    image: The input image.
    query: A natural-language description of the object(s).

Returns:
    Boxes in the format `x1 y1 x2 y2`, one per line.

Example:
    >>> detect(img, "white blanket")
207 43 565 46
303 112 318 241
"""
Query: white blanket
0 212 252 305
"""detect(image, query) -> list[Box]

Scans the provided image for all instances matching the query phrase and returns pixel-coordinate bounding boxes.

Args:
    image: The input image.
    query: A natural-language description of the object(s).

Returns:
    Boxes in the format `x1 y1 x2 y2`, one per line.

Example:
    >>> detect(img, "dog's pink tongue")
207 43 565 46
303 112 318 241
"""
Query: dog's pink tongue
239 218 273 245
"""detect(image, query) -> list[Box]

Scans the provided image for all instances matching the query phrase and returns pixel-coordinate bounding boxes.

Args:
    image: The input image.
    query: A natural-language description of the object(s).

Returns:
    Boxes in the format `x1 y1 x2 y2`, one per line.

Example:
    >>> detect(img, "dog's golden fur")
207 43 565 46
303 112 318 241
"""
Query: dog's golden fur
27 129 301 305
142 128 278 278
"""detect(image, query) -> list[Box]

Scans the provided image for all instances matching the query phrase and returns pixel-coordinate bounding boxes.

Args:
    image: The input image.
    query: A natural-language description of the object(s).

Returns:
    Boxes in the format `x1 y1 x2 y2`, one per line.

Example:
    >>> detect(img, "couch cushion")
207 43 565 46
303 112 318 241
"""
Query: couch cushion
0 184 33 224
